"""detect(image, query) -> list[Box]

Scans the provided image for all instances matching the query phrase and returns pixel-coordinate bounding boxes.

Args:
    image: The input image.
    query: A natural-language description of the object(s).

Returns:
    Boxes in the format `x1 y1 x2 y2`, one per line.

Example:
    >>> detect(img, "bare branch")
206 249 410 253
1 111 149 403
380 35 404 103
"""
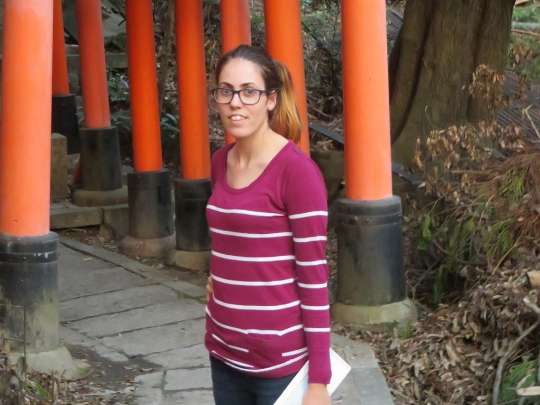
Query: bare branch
512 28 540 38
492 320 540 405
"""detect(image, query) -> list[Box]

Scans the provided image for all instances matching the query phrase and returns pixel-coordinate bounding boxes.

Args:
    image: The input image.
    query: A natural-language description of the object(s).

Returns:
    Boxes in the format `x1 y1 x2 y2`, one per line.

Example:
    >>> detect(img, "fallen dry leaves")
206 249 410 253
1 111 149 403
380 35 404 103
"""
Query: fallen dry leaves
334 256 540 404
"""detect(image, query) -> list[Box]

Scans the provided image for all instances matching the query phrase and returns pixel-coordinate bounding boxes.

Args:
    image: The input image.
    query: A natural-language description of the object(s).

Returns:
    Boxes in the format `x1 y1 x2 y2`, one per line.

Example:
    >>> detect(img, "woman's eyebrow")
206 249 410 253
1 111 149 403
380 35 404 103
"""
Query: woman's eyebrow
218 82 258 88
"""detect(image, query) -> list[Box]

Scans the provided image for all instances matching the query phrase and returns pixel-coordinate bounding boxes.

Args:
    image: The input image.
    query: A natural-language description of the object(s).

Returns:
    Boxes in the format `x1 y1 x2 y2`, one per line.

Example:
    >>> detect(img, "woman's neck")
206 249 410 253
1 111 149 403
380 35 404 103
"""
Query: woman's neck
231 127 284 167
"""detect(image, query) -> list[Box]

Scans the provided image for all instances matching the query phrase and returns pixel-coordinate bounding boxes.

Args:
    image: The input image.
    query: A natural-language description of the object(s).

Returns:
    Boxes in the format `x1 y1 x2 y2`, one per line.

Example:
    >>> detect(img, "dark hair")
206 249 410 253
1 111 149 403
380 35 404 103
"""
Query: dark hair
214 45 302 143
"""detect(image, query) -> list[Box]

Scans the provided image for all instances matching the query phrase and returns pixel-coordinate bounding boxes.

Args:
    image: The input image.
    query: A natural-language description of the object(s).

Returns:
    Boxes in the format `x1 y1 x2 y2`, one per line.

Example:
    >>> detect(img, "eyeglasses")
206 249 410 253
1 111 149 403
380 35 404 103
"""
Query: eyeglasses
212 88 271 105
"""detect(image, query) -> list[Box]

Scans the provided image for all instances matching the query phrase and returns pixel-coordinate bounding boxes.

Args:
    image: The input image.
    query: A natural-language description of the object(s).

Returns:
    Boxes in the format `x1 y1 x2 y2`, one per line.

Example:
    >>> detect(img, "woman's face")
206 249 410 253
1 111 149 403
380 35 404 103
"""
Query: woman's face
215 58 277 140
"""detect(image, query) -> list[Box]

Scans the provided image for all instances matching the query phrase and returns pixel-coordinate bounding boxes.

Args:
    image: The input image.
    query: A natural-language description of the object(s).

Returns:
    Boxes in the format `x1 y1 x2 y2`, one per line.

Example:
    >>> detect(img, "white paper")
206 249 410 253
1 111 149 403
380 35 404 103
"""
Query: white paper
273 349 352 405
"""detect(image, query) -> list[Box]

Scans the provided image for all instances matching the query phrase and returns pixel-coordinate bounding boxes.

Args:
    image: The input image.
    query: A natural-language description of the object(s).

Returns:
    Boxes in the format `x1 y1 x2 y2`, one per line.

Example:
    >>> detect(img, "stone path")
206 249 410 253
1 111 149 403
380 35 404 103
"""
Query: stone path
58 237 394 405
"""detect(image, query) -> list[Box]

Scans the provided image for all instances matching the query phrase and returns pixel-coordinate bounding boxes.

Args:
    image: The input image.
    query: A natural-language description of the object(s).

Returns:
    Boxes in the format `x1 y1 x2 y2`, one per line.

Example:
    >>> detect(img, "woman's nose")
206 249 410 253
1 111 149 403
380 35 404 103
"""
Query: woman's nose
229 92 243 107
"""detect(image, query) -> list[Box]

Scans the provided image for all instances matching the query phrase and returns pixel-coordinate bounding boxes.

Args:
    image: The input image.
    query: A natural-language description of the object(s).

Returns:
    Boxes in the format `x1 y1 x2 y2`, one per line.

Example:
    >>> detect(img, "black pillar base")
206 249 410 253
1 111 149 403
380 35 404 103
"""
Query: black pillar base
174 178 211 252
52 94 79 154
127 169 174 239
79 126 123 191
336 196 406 306
0 233 59 353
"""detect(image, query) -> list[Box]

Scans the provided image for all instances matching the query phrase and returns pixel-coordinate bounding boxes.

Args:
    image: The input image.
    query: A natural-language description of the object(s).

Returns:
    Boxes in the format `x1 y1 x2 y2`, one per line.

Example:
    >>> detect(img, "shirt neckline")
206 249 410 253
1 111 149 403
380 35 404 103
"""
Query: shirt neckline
221 140 293 195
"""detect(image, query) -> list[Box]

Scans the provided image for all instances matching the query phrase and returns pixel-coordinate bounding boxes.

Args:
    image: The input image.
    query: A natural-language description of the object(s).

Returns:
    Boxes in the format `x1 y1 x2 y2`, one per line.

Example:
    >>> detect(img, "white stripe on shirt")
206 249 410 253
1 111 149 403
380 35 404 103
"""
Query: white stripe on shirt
212 274 295 287
222 352 308 373
213 250 295 262
296 259 327 266
304 327 332 332
210 227 293 239
212 351 254 368
293 236 327 242
213 297 300 311
301 304 330 311
212 334 249 353
206 307 303 336
297 282 328 289
289 211 328 219
282 347 307 357
208 205 284 217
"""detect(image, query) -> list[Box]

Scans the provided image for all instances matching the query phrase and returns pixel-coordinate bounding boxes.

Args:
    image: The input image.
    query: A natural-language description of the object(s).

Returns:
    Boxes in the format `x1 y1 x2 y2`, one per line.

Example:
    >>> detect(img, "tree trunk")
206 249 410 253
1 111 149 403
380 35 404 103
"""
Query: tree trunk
157 0 175 114
389 0 516 168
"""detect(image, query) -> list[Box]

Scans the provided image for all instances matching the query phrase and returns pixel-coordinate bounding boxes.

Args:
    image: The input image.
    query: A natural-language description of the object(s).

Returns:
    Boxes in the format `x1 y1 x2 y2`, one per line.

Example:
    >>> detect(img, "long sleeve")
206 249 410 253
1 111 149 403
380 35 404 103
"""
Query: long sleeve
283 156 332 384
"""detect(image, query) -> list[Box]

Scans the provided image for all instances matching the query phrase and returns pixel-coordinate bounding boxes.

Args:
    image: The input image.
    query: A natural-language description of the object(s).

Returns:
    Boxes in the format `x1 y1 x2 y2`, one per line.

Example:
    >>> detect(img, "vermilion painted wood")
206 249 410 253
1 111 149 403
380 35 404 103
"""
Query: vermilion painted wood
52 0 69 96
220 0 251 145
126 0 163 172
0 0 53 236
221 0 251 56
341 0 393 201
75 0 111 128
175 0 211 179
264 0 310 154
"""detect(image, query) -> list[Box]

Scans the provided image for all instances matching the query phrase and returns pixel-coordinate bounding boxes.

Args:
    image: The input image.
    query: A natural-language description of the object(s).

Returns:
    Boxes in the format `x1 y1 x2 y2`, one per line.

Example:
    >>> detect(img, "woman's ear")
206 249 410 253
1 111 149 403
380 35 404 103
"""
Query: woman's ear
267 90 277 112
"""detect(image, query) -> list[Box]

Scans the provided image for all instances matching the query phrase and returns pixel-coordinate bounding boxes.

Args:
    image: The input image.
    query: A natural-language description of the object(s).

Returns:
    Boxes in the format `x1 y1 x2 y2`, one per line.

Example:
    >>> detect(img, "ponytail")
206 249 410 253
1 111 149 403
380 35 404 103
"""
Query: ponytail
270 61 302 144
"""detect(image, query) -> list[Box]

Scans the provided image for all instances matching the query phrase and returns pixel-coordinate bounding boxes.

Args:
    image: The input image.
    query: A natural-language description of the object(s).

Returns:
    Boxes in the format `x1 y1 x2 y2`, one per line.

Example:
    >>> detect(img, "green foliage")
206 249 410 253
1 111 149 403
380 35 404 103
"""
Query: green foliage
501 360 538 404
301 0 340 9
106 68 132 135
107 68 130 104
508 35 540 82
111 111 132 135
104 68 180 142
509 1 540 82
428 217 471 306
409 123 536 307
419 197 517 306
500 168 527 201
301 2 343 117
487 219 516 259
384 321 416 339
399 323 416 340
432 267 450 306
26 380 52 401
161 113 180 139
417 214 435 251
513 1 540 23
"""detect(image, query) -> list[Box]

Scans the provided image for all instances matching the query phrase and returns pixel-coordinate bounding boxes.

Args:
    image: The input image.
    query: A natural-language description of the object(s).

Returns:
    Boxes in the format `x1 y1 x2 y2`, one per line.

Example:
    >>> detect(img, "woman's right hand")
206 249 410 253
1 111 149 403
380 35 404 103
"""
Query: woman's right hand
206 276 214 301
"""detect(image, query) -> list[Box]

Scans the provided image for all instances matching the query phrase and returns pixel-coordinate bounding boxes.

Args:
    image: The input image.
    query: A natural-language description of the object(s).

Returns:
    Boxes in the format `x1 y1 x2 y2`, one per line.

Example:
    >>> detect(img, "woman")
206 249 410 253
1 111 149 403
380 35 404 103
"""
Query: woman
205 45 332 405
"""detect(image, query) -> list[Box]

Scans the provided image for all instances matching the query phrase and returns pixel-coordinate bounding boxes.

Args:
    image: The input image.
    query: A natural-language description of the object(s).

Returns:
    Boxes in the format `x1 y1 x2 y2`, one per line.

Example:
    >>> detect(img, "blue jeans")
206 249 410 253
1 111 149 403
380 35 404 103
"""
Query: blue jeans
210 355 297 405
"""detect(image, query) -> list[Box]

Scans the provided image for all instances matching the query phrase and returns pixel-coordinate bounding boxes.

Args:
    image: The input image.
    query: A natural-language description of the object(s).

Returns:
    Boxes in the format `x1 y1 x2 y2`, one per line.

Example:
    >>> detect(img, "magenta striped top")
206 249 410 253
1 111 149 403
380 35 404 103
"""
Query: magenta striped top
205 141 332 384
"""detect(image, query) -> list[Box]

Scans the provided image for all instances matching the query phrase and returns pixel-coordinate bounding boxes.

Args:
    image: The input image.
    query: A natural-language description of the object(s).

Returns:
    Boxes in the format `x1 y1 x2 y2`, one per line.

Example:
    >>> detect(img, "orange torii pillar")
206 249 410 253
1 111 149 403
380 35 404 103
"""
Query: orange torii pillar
331 0 416 330
52 0 79 154
264 0 310 153
0 0 59 353
221 0 251 145
72 0 127 207
121 0 175 258
166 0 212 270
